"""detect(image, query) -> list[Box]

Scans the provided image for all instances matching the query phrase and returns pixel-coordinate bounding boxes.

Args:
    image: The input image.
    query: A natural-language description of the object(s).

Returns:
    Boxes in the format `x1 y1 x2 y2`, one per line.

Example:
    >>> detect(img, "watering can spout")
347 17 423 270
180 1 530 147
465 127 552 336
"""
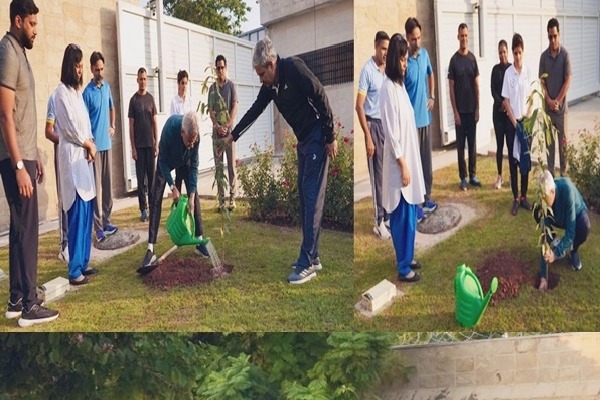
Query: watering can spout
166 195 211 247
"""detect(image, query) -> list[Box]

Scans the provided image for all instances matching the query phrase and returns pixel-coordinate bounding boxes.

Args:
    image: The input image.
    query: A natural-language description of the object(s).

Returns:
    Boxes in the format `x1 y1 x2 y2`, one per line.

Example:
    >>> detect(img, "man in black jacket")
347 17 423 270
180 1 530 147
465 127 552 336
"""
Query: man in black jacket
226 36 338 285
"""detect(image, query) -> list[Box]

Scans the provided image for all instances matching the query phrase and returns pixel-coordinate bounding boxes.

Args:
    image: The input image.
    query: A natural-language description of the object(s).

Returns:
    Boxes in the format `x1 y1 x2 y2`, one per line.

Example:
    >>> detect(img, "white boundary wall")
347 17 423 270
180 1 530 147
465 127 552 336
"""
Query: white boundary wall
434 0 600 146
116 1 274 191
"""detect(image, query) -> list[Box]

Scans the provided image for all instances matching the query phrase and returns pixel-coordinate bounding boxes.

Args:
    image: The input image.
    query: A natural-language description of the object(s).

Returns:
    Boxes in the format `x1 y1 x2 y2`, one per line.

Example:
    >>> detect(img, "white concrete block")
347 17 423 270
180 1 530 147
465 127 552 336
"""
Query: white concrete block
37 277 70 303
355 279 403 317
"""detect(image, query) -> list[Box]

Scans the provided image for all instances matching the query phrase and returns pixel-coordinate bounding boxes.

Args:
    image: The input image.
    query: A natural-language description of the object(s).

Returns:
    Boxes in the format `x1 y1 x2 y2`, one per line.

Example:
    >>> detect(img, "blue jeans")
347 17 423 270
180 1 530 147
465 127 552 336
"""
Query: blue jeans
295 123 329 269
390 194 417 277
67 194 93 279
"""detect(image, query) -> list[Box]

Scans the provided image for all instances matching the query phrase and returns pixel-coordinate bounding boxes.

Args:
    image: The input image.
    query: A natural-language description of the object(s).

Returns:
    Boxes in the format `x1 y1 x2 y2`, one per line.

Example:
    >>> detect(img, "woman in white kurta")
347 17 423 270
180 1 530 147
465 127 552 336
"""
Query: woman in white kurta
381 34 426 282
54 44 97 285
502 33 534 216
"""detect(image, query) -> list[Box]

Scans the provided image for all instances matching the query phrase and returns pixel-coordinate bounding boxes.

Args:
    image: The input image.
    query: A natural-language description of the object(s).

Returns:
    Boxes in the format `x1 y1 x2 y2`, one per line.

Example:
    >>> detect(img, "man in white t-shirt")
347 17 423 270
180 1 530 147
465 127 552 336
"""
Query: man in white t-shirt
502 33 534 216
169 69 194 193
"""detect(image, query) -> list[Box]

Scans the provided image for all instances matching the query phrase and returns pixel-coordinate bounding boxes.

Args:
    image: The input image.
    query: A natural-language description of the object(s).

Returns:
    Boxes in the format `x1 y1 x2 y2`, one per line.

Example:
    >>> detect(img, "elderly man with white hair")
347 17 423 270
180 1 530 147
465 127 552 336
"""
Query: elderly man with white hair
138 111 209 274
226 36 338 285
535 170 590 291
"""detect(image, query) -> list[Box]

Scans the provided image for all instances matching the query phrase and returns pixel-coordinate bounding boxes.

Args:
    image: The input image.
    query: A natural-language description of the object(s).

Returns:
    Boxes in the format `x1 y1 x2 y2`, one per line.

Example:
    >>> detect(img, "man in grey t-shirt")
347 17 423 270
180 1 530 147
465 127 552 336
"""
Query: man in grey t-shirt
539 17 571 177
0 0 59 327
208 54 238 211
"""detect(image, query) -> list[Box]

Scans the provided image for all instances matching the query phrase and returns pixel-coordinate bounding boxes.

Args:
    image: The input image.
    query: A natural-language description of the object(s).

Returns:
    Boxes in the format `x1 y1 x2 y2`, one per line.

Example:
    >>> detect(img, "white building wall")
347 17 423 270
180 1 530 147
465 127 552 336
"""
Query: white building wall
117 2 273 191
260 0 354 152
434 0 600 146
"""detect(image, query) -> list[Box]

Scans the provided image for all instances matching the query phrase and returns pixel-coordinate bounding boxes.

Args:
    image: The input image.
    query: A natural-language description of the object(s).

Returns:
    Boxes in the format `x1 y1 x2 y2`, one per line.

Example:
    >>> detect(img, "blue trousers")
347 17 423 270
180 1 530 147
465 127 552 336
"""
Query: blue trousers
390 194 417 277
296 123 329 269
67 194 93 279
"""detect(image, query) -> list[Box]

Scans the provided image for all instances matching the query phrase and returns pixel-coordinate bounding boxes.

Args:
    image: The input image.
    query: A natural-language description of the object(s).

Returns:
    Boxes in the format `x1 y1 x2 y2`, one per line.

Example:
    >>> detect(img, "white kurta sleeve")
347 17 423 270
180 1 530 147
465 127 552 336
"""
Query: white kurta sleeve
380 80 403 160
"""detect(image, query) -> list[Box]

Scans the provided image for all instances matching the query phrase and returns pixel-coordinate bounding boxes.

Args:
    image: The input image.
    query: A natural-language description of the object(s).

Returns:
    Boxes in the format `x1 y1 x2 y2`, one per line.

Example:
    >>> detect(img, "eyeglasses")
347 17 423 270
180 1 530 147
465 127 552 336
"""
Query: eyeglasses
216 66 226 70
548 34 558 40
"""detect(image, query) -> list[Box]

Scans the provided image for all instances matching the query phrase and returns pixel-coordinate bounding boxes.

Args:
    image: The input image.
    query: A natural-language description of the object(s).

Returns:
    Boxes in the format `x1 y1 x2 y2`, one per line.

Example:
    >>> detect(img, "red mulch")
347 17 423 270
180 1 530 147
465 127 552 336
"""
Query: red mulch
476 250 560 305
143 257 233 290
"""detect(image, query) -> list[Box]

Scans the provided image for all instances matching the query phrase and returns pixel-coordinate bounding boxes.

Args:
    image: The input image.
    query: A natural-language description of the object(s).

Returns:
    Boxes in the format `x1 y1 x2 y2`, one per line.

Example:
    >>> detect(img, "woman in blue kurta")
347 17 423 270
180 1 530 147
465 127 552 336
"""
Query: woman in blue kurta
380 34 426 282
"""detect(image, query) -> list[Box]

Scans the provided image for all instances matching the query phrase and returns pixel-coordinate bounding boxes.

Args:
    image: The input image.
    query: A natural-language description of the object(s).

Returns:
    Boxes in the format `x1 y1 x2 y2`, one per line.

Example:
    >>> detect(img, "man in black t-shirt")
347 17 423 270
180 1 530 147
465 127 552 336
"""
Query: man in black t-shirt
226 37 337 285
448 23 481 191
128 67 158 221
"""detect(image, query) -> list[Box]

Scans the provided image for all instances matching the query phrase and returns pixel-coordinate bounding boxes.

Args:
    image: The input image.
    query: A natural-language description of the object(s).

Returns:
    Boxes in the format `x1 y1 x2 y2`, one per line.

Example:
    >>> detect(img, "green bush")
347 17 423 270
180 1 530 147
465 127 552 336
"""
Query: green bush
566 122 600 210
237 144 281 222
238 121 354 231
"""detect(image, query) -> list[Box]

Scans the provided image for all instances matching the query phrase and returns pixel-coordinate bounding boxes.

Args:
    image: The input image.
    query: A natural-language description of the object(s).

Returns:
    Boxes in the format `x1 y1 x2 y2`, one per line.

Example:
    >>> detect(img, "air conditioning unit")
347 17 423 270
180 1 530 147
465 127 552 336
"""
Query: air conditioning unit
37 277 70 303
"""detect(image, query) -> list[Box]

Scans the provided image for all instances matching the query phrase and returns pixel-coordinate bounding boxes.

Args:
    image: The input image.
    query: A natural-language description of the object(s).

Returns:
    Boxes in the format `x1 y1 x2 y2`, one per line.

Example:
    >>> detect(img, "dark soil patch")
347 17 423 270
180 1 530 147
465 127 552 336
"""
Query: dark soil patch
534 271 561 291
143 257 233 290
476 250 559 305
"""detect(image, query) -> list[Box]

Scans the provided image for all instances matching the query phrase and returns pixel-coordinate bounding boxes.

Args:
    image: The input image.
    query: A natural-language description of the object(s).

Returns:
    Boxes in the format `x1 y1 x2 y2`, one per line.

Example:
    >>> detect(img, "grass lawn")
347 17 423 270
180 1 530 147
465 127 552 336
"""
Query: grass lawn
355 155 600 331
0 199 353 332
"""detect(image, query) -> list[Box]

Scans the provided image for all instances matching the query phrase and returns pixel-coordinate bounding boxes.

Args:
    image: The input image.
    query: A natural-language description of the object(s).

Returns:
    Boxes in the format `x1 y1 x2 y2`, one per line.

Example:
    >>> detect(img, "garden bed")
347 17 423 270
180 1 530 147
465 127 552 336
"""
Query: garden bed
477 250 559 305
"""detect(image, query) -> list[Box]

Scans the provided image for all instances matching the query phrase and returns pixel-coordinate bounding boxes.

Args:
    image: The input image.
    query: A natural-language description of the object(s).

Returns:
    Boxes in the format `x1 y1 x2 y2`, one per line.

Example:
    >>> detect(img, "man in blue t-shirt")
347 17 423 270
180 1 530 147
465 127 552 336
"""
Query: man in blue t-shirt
405 17 437 215
356 31 390 240
83 51 117 243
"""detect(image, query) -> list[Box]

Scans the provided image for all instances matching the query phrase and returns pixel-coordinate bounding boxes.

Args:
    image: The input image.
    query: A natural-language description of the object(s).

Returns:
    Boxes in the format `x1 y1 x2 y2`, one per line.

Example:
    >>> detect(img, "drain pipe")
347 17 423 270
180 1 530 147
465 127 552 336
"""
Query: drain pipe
477 0 486 58
156 0 166 113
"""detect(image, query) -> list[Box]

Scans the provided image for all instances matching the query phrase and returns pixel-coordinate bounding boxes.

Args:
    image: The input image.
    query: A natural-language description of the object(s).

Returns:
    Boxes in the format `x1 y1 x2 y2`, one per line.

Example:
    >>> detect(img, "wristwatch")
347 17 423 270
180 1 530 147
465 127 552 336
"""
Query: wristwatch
15 160 24 171
430 94 435 100
170 184 175 191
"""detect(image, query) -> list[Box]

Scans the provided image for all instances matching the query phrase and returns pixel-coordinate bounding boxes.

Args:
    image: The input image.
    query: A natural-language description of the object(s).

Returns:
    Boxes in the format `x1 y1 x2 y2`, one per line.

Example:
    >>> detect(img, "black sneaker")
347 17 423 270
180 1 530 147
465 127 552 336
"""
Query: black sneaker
18 304 59 327
520 197 533 211
195 243 209 258
469 176 482 187
571 251 582 271
5 298 22 319
137 250 158 274
511 200 519 216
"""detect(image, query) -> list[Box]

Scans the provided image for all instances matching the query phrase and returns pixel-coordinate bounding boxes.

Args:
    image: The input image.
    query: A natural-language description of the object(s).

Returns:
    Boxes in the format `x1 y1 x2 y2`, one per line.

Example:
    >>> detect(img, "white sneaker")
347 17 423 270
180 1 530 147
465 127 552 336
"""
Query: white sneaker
58 246 69 263
373 221 391 240
494 175 503 190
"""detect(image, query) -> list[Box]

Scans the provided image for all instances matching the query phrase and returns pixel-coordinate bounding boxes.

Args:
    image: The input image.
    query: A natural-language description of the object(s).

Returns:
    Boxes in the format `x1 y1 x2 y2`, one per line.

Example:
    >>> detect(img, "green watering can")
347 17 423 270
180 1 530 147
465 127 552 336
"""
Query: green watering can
165 195 209 246
453 264 498 328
